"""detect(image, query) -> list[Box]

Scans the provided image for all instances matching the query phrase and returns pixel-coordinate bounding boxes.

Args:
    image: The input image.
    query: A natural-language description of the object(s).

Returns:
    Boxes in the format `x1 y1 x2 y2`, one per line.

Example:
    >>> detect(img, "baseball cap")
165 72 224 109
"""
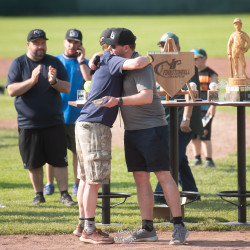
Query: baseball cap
233 18 242 24
27 29 48 42
190 48 207 58
102 28 136 46
65 29 82 42
100 28 113 45
157 32 179 45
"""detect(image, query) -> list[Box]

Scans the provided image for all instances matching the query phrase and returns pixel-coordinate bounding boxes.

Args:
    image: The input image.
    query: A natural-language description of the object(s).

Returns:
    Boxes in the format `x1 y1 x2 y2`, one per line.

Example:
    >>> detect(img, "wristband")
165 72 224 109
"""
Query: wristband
79 60 86 65
148 55 154 63
182 117 190 121
118 97 123 107
51 78 58 86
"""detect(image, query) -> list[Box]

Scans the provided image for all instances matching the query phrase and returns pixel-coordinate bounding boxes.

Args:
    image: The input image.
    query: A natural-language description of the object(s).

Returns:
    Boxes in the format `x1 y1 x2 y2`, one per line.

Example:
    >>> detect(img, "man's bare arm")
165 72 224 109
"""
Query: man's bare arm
7 65 41 97
180 106 193 133
100 89 153 108
50 79 70 94
122 56 153 70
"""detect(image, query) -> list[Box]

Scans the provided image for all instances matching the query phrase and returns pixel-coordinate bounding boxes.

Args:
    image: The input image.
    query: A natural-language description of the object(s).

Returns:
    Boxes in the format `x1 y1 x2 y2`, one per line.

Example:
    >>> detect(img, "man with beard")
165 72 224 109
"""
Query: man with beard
6 29 76 206
44 29 91 196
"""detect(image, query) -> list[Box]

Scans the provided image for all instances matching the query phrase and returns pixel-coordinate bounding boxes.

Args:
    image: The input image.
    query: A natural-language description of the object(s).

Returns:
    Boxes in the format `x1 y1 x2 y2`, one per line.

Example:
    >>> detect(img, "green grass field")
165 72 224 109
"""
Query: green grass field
0 14 250 58
0 128 250 234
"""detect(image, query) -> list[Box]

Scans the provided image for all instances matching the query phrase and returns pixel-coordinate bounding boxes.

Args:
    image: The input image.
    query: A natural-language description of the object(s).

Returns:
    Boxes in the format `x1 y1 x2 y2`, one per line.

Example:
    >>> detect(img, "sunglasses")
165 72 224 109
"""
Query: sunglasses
111 45 116 49
158 43 166 49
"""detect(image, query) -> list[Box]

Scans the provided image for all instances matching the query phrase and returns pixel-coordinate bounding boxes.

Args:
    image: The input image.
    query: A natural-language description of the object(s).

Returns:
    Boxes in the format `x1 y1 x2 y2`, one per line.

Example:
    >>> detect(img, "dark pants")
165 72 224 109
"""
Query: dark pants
155 130 198 200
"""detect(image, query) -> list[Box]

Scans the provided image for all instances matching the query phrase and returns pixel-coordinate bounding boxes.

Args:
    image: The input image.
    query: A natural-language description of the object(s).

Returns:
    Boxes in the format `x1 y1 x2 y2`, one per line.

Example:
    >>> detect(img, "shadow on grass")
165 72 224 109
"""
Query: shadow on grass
0 182 31 189
0 206 79 223
0 143 18 149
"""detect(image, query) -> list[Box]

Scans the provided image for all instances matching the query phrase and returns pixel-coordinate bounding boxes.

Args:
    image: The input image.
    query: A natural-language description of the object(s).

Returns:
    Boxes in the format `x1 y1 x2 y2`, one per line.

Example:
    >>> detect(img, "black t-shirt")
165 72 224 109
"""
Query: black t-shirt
6 54 69 128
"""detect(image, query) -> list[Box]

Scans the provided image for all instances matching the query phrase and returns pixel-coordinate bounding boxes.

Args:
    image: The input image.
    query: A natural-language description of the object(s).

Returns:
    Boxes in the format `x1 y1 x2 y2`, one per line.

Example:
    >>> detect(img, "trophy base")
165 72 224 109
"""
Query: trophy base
228 77 250 86
208 90 219 101
185 90 198 101
225 85 250 102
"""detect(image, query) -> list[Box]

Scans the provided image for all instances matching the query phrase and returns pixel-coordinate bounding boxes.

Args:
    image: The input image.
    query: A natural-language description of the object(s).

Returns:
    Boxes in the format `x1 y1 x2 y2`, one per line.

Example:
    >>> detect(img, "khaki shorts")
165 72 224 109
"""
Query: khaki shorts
75 121 111 184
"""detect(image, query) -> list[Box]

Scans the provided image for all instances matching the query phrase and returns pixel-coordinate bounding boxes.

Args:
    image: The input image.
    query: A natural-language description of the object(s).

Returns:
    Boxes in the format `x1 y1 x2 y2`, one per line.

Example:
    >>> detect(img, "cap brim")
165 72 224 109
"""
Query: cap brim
29 38 48 42
66 38 81 42
194 54 206 58
102 38 117 45
157 40 167 45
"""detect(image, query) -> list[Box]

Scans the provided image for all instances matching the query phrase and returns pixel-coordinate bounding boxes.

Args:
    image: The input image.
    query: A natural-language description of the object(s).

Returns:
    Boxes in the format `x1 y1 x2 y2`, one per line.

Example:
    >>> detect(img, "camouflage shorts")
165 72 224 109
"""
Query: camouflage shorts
75 121 111 184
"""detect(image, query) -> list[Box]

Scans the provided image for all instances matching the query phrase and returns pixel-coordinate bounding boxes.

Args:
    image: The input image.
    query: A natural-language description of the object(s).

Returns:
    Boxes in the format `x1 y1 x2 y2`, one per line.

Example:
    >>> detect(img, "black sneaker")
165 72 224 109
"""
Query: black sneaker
60 193 77 206
203 159 216 168
32 194 45 205
190 158 202 167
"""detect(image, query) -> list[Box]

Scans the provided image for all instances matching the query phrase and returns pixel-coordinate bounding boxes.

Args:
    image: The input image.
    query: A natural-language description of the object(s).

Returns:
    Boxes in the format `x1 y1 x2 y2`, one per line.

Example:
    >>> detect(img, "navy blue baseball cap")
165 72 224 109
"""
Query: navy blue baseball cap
103 28 136 46
100 28 113 45
27 29 48 42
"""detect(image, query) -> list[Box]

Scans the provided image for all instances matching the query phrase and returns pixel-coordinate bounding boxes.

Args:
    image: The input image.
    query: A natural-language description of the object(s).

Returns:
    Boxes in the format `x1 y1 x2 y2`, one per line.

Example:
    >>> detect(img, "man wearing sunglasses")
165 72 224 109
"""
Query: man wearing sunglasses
101 28 189 245
74 28 153 244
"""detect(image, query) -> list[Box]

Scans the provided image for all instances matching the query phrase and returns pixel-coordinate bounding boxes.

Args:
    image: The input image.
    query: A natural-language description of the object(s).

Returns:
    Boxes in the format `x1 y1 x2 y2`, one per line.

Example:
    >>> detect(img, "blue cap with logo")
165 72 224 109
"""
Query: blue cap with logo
190 48 207 58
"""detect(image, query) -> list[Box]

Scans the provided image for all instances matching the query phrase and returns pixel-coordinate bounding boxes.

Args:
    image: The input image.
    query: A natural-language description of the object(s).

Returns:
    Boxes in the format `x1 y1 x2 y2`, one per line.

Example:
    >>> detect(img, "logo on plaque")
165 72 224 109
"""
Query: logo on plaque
148 52 195 97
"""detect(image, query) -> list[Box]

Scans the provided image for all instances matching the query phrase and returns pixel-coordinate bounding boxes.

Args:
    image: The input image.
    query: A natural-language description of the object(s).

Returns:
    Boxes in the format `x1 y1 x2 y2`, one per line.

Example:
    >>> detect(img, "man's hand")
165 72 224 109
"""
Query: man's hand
89 55 101 72
207 105 216 117
180 120 192 133
31 65 41 84
99 96 118 108
48 66 57 85
76 45 85 63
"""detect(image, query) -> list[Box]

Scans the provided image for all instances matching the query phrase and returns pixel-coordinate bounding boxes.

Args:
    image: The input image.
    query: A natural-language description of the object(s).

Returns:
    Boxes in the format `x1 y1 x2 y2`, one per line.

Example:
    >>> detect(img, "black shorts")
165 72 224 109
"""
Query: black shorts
124 125 170 172
64 124 76 154
192 110 213 141
18 125 68 170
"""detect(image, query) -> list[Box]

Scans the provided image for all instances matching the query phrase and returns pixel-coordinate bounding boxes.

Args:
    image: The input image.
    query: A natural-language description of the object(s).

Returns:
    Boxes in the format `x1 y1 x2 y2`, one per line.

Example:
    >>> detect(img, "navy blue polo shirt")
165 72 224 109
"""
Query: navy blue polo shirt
77 51 126 128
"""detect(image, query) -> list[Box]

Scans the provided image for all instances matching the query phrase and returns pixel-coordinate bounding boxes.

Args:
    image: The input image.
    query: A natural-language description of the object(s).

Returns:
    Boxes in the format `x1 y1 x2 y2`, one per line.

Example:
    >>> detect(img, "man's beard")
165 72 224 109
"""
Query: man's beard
33 49 45 60
65 49 78 58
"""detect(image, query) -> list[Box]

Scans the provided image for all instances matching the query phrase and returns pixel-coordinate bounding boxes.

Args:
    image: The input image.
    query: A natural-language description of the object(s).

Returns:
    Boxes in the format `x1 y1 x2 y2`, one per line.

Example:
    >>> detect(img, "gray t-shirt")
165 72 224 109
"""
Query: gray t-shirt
121 52 167 130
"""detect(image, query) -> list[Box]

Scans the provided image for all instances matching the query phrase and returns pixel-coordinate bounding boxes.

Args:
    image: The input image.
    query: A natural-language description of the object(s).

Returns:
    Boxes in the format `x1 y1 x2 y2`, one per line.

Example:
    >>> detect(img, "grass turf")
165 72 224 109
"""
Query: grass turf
0 128 250 234
0 14 250 58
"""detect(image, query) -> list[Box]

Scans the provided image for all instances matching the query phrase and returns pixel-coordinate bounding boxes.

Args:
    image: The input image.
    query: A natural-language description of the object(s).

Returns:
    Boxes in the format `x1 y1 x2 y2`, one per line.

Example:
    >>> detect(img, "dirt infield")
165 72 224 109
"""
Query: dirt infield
1 231 250 249
1 58 250 79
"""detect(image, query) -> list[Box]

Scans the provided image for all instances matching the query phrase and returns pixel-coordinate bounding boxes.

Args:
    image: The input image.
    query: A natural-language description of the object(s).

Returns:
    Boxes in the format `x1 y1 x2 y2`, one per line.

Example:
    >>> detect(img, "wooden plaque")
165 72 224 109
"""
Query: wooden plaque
148 52 195 97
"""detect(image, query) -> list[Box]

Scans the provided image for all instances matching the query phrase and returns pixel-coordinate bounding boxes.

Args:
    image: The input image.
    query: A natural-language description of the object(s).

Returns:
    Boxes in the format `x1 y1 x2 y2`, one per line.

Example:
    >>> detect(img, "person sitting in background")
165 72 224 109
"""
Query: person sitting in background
190 48 218 168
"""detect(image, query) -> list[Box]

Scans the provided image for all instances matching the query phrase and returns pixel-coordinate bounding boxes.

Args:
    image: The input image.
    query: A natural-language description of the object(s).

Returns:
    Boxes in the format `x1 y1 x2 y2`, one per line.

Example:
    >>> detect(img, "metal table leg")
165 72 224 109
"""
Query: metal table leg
237 106 246 223
101 183 110 224
169 106 179 184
